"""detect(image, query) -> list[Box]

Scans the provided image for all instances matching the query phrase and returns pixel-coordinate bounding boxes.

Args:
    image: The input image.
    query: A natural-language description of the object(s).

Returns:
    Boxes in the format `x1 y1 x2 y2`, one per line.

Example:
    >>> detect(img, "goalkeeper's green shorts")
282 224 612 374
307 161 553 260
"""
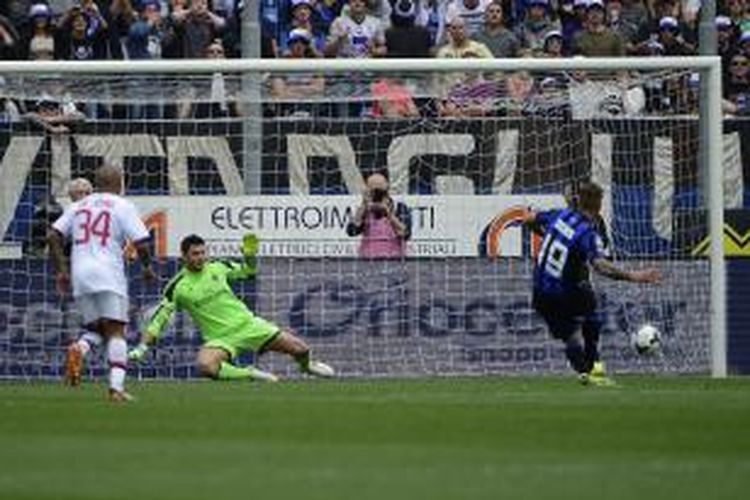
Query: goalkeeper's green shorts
204 316 281 360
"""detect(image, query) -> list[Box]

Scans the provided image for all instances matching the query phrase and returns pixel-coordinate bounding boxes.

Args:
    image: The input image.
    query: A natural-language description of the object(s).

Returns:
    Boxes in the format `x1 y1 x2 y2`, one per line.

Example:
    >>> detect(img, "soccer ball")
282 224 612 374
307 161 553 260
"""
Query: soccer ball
632 324 662 355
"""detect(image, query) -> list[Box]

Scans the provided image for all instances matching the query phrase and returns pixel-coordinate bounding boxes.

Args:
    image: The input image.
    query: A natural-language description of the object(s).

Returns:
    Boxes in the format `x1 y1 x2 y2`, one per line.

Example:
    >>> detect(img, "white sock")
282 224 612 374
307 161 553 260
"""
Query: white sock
81 331 102 347
107 336 127 392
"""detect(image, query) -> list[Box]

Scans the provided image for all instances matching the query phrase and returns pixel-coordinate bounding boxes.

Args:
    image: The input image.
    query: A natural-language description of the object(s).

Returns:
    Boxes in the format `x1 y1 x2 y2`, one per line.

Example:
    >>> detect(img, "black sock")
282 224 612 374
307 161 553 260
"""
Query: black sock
582 322 601 372
565 340 587 374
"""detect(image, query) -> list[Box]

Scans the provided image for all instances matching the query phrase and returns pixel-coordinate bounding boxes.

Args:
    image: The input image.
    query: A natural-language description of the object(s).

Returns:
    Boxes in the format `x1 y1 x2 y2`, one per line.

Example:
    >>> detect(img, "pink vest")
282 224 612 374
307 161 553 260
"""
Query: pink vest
359 212 406 258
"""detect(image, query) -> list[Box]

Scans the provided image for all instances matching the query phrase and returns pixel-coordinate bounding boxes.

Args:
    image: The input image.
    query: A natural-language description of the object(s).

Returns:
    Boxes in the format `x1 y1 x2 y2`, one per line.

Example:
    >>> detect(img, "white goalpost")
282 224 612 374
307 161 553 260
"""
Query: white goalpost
0 56 725 379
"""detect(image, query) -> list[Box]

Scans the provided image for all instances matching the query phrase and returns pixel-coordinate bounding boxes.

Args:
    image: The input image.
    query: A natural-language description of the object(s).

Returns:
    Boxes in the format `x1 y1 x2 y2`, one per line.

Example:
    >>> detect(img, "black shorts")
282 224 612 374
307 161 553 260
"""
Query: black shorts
533 288 597 341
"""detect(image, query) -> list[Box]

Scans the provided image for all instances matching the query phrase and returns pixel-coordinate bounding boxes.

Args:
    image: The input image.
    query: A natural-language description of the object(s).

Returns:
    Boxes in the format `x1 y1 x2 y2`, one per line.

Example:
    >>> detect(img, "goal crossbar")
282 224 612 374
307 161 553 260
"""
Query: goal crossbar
0 56 721 75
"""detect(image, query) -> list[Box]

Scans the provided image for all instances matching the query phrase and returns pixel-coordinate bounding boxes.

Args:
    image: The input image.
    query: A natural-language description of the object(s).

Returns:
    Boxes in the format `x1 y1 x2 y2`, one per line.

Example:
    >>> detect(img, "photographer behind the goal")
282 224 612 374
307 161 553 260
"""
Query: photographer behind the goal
346 172 412 258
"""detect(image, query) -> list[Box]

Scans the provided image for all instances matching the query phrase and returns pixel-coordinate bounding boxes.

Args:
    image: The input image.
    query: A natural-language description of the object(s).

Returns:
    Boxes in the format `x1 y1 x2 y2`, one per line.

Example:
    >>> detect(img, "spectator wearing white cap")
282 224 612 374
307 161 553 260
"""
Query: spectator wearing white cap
474 1 519 58
325 0 386 58
573 0 624 56
282 27 320 58
514 0 560 56
716 16 737 75
385 0 432 57
654 15 693 55
23 3 55 60
270 28 325 117
445 0 492 39
284 0 326 54
633 0 678 46
542 29 563 57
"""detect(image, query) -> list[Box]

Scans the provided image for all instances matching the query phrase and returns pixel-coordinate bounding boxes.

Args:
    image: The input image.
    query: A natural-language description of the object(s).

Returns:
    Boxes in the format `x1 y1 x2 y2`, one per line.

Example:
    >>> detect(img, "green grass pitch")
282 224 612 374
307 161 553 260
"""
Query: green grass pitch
1 377 748 500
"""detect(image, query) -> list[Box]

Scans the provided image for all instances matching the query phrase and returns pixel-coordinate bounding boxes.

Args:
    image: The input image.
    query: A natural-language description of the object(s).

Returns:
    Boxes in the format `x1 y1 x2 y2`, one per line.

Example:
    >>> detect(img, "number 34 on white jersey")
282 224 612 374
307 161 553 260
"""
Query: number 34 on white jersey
52 193 150 298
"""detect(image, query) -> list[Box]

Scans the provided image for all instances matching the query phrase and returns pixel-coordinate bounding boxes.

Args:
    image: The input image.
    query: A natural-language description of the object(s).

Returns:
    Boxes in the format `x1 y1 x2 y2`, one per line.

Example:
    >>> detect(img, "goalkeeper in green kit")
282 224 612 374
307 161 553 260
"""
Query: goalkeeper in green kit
128 233 335 381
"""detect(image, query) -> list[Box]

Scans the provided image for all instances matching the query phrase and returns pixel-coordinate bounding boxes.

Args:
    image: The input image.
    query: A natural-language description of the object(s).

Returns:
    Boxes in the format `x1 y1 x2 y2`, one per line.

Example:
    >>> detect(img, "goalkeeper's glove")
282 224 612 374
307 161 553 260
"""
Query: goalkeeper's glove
242 233 259 258
242 233 260 275
128 343 149 362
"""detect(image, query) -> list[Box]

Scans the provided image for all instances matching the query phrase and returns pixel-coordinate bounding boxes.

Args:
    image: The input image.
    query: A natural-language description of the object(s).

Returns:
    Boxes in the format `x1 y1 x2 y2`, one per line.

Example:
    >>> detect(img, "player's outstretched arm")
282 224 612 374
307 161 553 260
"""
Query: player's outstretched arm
592 258 662 284
128 289 177 361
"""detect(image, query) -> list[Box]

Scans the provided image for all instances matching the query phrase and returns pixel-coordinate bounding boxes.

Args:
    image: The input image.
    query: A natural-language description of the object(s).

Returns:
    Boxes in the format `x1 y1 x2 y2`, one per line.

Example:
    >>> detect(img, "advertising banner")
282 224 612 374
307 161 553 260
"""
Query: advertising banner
0 259 711 378
131 195 564 258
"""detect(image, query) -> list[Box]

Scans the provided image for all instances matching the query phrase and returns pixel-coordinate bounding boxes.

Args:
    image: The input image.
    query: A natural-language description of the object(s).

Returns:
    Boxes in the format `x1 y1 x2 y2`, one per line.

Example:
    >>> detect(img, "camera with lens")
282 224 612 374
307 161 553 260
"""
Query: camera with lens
369 188 388 218
370 188 387 203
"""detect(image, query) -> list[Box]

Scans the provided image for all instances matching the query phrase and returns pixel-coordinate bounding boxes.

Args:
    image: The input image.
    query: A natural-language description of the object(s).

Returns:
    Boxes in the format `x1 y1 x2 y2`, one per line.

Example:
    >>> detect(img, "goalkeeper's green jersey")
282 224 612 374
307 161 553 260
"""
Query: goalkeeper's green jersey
145 260 257 341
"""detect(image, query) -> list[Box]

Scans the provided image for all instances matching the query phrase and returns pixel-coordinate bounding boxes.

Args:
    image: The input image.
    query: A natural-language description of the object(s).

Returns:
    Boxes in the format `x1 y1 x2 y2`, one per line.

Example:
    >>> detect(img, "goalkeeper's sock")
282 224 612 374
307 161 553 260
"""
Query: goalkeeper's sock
294 350 311 371
218 362 253 380
107 336 128 393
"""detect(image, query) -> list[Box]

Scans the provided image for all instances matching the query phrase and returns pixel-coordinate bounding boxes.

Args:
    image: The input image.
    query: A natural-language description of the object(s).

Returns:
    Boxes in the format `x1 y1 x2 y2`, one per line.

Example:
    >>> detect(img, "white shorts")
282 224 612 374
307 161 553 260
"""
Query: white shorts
76 292 129 326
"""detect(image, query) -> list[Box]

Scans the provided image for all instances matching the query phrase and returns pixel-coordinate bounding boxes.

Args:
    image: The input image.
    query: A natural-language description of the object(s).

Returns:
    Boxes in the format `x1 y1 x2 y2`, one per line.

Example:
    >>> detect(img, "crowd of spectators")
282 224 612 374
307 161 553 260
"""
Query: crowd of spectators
0 1 749 118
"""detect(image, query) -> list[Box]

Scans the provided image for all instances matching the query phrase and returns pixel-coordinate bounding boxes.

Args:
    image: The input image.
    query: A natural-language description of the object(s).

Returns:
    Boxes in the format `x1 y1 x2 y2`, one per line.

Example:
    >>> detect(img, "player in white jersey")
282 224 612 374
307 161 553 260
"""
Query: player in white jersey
60 178 109 373
325 0 387 58
48 166 155 402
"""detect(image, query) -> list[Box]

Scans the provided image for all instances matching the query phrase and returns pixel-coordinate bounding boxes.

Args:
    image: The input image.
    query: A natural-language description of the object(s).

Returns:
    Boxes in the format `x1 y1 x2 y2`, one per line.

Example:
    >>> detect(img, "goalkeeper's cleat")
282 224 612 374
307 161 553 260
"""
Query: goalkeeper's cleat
590 361 606 377
303 360 336 378
108 389 135 403
64 343 82 387
248 366 280 383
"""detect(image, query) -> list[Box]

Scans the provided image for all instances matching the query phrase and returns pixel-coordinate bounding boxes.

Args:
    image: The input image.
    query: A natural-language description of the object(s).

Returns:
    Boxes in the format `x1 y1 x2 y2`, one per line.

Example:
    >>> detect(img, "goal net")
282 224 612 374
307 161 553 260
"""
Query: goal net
0 57 725 379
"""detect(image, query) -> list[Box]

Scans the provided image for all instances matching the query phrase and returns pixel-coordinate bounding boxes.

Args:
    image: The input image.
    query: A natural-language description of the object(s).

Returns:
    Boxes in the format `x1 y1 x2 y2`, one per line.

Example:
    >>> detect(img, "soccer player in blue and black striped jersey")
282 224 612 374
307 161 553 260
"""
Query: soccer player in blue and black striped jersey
525 182 661 385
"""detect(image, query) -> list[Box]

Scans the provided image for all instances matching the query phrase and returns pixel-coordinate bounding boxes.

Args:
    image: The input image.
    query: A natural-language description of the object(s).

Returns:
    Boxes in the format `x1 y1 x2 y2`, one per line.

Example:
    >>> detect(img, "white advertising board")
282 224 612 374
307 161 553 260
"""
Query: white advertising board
131 195 565 258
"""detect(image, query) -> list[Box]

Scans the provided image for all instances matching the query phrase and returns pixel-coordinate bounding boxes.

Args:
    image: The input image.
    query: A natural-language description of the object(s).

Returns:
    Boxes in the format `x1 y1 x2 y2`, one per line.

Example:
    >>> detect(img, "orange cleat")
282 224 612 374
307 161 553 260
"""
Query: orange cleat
64 343 82 387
